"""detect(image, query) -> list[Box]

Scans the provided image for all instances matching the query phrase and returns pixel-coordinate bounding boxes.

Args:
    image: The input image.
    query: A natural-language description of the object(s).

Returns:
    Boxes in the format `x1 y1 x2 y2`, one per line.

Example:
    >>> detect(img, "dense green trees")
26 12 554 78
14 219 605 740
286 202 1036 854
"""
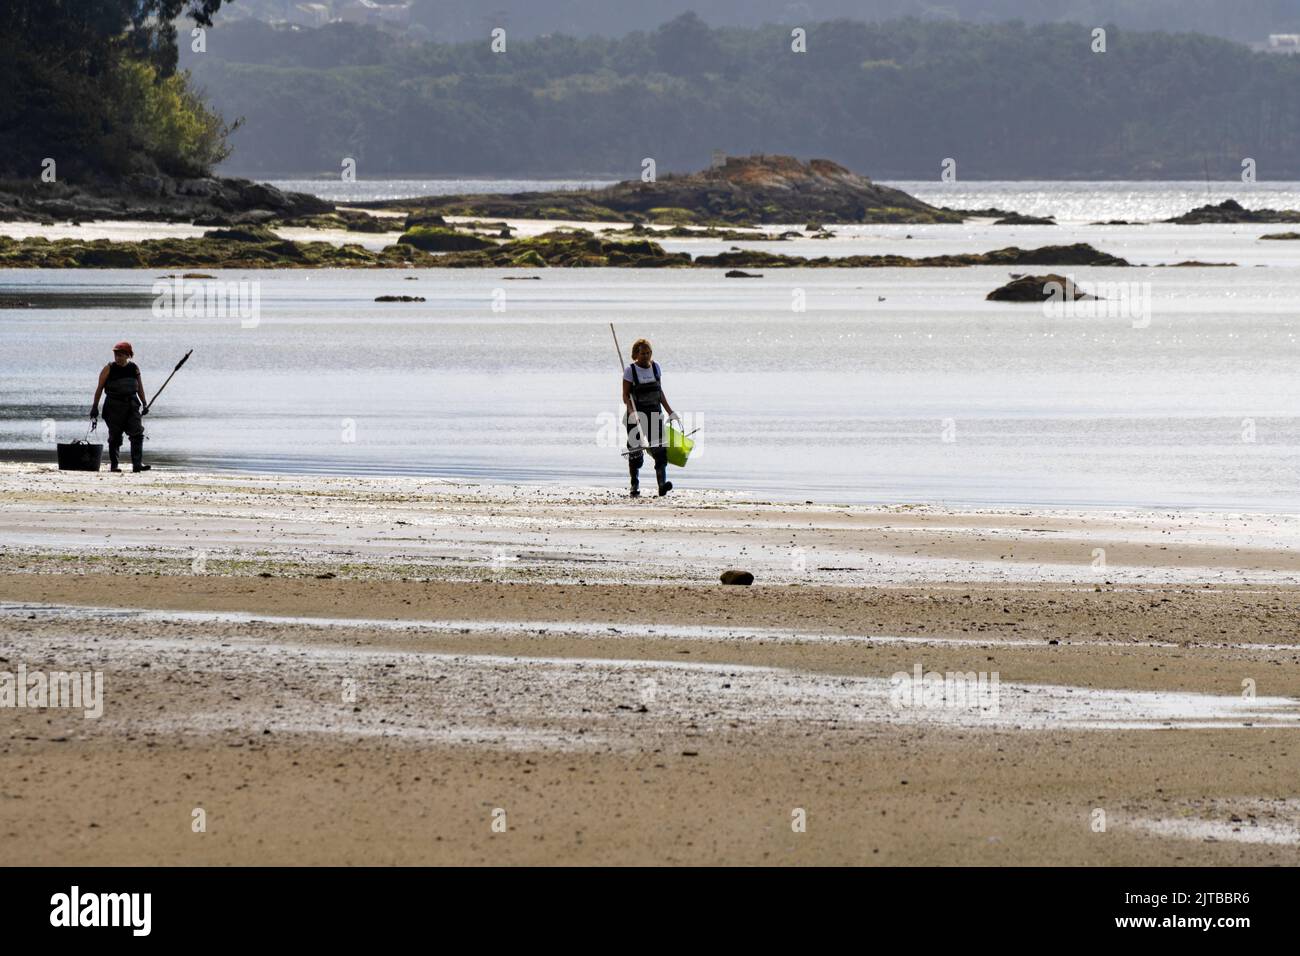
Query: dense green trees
0 1 235 179
5 4 1299 183
186 15 1300 179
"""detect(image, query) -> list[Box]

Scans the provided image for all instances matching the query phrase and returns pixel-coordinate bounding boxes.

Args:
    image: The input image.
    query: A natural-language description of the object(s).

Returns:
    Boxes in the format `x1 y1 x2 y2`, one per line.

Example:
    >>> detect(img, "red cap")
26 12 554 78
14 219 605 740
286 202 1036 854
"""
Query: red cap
112 341 133 356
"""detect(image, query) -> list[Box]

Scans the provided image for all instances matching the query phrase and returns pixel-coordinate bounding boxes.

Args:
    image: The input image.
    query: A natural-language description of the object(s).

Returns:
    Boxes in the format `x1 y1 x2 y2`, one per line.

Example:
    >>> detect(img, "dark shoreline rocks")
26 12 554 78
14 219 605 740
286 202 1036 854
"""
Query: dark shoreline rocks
354 155 964 226
202 225 281 243
439 231 692 267
993 212 1056 225
272 209 398 233
1165 198 1300 224
602 224 793 241
0 174 332 225
939 206 1018 219
0 230 1130 270
692 242 1128 269
396 225 495 252
0 234 419 268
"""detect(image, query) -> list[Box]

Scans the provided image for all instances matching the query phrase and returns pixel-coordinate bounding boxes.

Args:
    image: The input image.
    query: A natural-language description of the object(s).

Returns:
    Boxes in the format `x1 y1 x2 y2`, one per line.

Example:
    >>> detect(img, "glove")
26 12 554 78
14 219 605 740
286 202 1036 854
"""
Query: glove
90 405 98 420
668 411 682 426
140 405 149 416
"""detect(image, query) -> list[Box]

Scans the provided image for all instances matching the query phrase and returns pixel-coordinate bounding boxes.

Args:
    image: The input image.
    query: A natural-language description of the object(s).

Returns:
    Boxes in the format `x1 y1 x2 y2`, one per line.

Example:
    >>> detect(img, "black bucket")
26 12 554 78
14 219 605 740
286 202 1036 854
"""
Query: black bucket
56 441 103 471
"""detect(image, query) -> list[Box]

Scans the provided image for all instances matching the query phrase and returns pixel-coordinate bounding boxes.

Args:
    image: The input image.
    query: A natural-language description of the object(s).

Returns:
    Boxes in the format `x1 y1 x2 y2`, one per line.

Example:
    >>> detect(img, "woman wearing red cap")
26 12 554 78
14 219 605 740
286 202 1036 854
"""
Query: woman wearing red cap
90 342 150 472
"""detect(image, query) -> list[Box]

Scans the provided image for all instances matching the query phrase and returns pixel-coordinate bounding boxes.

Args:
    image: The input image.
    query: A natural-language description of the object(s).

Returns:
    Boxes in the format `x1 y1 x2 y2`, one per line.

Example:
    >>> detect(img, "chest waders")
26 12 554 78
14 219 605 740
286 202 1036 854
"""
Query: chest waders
625 363 672 497
102 366 146 471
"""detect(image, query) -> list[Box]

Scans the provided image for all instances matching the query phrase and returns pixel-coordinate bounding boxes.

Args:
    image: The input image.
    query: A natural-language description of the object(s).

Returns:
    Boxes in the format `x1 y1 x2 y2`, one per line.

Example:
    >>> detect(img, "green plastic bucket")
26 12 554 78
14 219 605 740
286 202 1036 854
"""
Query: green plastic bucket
666 424 694 468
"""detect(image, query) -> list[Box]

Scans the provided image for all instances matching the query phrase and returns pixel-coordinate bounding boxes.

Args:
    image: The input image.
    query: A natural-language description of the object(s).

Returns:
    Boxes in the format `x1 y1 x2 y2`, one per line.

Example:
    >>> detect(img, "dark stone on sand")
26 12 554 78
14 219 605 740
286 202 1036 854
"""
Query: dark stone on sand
720 570 755 585
725 269 762 278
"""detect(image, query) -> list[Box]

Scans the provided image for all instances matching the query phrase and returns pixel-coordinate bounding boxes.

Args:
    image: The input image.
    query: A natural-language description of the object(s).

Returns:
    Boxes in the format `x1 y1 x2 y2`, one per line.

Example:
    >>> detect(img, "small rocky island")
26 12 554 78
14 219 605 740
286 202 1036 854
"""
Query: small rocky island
987 274 1100 301
1165 198 1300 224
356 154 964 226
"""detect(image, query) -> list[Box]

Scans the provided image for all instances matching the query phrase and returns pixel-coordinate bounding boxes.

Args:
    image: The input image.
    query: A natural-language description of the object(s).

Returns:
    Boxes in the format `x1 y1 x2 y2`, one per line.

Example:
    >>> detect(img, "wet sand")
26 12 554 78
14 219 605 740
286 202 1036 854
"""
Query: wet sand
1 465 1297 864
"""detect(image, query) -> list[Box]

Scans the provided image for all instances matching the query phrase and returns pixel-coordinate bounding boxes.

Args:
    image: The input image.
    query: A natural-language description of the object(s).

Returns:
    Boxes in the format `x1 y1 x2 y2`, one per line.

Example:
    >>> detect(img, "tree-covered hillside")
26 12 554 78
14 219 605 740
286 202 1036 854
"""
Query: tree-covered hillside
186 14 1300 179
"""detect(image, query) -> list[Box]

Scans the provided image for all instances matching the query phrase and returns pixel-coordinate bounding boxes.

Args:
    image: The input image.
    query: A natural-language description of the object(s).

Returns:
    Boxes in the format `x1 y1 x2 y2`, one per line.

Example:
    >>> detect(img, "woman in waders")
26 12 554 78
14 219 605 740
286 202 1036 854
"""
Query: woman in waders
90 341 151 472
623 338 679 497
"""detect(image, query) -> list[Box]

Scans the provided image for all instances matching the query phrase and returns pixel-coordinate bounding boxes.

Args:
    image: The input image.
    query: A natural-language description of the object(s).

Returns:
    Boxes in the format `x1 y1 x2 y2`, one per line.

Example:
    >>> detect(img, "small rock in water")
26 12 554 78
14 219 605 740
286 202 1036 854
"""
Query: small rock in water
986 274 1098 302
374 295 426 302
724 269 762 278
720 570 754 586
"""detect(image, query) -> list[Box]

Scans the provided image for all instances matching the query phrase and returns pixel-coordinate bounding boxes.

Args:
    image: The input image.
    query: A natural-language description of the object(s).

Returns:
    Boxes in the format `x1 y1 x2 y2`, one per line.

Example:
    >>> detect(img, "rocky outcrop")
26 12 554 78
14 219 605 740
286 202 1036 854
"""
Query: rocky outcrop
986 274 1099 302
396 226 495 252
0 229 689 269
271 209 397 233
603 224 793 241
0 234 420 269
993 212 1056 225
1260 232 1300 240
0 174 332 224
0 232 1128 271
356 155 963 226
401 211 448 229
202 225 281 243
1165 198 1300 224
693 243 1129 269
438 230 691 268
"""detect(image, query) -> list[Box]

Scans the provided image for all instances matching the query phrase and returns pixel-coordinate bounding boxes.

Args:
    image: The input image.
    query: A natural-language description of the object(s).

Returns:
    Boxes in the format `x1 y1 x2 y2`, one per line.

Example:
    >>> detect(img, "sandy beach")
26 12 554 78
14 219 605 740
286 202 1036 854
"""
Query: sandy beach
0 464 1297 864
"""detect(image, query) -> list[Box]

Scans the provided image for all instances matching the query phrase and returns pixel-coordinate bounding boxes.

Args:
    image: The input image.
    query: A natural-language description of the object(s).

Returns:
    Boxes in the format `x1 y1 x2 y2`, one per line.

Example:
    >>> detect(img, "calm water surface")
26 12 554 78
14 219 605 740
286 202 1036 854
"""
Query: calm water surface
2 182 1298 509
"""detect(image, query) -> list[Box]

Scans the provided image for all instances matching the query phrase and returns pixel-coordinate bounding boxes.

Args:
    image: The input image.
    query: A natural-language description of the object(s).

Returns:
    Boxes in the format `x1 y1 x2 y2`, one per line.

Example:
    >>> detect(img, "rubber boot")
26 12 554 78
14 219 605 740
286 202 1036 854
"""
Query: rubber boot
109 436 122 472
130 434 150 473
628 455 641 498
655 460 672 497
